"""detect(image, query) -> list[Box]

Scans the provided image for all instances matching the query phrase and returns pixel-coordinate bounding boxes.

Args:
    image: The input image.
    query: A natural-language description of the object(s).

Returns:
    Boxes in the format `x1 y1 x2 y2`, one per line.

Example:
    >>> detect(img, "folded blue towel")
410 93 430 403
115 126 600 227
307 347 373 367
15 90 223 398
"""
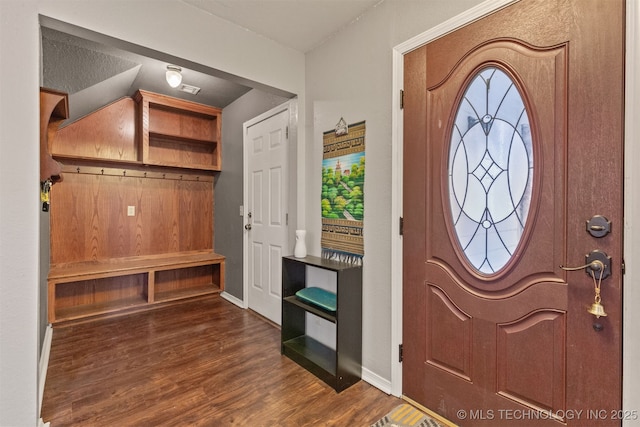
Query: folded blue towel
295 287 337 312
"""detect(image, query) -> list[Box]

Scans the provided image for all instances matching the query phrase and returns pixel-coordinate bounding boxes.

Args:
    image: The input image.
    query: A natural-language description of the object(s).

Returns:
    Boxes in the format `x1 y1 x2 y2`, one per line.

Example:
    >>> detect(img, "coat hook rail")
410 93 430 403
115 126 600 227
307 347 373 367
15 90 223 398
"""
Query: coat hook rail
61 164 214 183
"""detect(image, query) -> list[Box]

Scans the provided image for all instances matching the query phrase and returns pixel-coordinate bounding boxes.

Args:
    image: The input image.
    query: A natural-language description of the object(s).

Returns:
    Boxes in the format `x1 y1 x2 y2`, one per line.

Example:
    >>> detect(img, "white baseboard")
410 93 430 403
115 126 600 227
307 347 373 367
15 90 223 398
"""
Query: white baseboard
39 418 50 427
39 324 53 418
220 291 245 308
362 366 393 395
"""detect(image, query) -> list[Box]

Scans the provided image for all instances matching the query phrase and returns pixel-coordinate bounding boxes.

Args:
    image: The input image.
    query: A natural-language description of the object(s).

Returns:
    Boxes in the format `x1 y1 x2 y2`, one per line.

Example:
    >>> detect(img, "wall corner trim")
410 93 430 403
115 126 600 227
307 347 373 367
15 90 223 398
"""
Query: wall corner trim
39 325 53 417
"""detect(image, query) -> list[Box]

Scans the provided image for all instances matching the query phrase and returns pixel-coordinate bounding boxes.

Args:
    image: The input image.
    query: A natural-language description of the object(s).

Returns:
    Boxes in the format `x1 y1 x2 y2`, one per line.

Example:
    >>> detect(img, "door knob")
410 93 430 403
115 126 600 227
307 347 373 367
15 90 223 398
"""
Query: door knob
245 224 252 230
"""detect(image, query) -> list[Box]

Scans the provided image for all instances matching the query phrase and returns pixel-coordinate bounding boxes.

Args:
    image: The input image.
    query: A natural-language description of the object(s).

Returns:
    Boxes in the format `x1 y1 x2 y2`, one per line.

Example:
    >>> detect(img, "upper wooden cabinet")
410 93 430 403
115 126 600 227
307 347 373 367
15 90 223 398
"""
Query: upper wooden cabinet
40 88 69 182
135 90 222 171
52 89 222 172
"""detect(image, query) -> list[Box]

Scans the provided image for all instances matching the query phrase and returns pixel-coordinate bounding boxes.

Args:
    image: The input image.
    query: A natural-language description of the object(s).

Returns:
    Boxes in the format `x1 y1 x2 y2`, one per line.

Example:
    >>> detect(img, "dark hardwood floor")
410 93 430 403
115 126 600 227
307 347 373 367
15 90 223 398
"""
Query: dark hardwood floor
41 296 401 426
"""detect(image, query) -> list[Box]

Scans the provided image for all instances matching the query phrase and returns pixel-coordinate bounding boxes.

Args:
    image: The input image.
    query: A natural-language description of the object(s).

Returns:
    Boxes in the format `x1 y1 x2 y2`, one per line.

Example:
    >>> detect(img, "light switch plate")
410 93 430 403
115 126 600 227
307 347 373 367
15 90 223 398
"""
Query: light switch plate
127 206 135 216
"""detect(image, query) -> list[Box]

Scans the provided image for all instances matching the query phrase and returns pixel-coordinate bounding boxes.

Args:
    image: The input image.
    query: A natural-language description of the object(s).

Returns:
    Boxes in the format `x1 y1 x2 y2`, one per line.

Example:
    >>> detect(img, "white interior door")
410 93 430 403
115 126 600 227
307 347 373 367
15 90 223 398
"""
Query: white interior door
245 108 290 324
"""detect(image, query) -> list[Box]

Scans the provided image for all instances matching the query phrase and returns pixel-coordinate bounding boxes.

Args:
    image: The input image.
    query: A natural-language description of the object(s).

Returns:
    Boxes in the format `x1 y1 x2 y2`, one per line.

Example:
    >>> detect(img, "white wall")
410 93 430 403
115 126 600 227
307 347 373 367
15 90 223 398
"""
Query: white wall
0 1 305 425
0 2 41 425
624 0 640 424
304 0 484 385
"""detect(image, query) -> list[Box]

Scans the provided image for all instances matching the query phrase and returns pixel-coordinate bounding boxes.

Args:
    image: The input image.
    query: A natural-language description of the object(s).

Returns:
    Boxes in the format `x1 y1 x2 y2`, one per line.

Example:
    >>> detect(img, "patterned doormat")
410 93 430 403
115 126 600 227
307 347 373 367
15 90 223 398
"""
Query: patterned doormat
371 403 446 427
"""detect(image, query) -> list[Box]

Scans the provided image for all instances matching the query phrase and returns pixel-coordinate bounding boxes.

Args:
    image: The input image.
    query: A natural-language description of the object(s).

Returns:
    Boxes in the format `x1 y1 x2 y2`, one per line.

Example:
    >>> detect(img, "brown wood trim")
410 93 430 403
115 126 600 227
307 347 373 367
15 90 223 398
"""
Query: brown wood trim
49 250 225 280
134 89 222 117
40 88 69 182
142 158 221 172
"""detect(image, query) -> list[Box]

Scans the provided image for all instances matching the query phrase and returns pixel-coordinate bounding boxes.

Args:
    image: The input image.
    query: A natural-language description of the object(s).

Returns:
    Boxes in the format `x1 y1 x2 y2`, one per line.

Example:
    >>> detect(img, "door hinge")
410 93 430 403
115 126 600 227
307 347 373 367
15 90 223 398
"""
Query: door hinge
400 89 404 109
399 216 404 236
399 344 404 362
286 213 289 226
286 126 289 139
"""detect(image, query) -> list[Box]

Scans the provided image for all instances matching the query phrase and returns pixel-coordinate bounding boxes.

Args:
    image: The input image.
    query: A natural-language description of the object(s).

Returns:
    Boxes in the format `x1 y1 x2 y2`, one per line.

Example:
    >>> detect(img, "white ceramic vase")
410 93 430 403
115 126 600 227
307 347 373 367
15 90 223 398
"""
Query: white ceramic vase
294 230 307 258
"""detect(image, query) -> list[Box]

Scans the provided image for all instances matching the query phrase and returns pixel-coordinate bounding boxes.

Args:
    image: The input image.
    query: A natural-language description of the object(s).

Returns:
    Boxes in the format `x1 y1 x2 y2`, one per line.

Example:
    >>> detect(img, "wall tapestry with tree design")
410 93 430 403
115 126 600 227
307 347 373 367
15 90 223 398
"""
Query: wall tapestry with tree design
321 120 365 263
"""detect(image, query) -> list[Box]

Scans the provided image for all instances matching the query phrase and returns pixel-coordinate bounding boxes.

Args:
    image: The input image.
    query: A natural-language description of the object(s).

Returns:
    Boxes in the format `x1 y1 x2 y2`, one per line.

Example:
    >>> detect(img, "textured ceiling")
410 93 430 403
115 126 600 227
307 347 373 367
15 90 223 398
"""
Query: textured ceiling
41 25 255 123
41 0 381 123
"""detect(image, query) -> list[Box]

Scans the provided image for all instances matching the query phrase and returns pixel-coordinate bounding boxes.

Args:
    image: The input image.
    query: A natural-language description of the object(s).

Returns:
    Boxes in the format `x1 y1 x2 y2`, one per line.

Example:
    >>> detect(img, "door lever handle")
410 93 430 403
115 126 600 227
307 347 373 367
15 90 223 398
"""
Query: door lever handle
560 250 611 279
560 260 604 273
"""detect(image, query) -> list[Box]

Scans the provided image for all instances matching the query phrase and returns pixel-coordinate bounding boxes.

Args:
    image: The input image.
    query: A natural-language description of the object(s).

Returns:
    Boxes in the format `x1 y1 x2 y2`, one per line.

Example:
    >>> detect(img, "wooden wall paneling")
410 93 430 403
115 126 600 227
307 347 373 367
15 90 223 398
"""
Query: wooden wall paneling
177 180 214 253
102 175 143 259
53 97 138 163
50 172 94 264
140 176 180 255
51 173 140 263
51 169 214 263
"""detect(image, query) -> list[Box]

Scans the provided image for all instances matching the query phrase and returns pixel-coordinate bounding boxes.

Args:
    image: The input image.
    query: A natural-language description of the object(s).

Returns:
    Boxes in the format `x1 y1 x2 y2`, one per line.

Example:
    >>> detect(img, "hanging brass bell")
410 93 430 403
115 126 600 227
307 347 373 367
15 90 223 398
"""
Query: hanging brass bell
587 301 607 318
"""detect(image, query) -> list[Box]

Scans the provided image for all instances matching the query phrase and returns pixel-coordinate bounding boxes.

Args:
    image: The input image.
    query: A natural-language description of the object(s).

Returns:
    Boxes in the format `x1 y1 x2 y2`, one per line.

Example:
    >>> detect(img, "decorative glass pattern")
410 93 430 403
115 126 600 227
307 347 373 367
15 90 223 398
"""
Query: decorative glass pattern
448 67 533 274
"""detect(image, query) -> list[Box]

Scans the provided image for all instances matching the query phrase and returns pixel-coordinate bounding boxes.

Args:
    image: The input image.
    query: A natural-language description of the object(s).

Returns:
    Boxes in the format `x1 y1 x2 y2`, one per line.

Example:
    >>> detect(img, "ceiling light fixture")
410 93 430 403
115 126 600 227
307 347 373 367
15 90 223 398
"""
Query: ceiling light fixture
165 65 182 88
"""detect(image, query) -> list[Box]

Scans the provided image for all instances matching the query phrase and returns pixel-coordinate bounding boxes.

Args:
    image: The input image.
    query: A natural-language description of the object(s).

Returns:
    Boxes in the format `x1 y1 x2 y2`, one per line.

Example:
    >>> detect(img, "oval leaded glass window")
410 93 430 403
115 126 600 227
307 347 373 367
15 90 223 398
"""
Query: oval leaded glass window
448 67 533 275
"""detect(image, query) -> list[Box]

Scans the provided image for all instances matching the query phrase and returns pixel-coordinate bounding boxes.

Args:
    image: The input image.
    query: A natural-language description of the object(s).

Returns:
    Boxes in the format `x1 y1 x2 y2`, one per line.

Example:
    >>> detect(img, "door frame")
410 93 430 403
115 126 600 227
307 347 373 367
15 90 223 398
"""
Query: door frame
242 99 299 312
389 0 640 420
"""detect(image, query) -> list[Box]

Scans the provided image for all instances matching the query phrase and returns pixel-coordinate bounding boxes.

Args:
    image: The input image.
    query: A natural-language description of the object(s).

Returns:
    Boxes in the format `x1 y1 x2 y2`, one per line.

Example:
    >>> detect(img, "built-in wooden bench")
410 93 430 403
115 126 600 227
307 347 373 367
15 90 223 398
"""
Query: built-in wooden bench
48 251 225 324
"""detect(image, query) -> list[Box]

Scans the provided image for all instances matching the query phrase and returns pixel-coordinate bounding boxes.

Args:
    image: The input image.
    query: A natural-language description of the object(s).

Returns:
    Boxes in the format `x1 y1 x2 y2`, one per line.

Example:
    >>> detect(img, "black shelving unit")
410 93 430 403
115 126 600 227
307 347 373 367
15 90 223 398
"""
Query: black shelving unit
281 255 362 392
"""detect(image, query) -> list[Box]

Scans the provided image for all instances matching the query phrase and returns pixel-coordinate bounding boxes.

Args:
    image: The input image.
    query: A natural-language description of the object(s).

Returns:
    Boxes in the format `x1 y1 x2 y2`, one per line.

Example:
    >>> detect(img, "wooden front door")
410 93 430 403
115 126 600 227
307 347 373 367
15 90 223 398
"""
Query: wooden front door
403 1 624 426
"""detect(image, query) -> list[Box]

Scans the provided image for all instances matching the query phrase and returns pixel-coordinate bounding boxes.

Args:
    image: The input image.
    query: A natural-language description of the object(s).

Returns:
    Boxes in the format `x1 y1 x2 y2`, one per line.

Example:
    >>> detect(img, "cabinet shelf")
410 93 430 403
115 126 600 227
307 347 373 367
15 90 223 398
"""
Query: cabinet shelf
146 131 220 171
143 159 220 172
55 296 148 322
148 131 217 146
282 335 337 376
137 90 222 172
281 255 362 392
283 296 336 323
53 154 144 168
154 285 221 303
